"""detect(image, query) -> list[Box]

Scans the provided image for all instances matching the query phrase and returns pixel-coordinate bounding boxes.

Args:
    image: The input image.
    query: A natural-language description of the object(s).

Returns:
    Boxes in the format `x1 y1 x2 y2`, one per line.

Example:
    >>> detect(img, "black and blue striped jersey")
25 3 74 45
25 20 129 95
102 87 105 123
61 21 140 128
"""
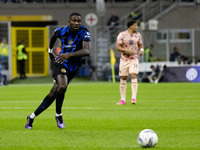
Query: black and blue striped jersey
54 25 91 71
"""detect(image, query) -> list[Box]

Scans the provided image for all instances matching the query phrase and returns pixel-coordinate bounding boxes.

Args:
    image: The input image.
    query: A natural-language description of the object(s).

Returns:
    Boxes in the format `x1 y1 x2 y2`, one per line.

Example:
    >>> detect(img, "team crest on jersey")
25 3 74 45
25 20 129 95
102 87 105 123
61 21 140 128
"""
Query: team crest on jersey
61 68 66 73
69 39 73 45
129 40 134 45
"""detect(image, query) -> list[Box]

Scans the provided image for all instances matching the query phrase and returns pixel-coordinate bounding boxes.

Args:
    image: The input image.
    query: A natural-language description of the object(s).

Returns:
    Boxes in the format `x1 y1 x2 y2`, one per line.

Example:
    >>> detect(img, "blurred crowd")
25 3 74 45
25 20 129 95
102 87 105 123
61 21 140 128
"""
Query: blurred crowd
0 37 8 86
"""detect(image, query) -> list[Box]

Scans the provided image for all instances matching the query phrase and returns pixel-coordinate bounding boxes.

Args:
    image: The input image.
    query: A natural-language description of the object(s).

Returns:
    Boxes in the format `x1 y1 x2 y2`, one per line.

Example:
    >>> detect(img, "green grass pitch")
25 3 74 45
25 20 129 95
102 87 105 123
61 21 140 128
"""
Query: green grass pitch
0 80 200 149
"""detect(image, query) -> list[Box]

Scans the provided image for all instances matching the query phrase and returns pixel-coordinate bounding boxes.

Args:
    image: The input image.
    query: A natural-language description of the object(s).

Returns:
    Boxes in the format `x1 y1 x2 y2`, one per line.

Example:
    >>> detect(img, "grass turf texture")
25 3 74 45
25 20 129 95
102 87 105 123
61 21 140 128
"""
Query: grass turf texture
0 79 199 149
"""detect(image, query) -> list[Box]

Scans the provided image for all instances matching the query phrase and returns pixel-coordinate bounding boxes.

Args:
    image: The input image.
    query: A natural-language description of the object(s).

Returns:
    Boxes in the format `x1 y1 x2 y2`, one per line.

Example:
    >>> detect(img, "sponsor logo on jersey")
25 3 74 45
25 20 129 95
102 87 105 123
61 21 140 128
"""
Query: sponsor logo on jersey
63 45 76 49
129 40 134 45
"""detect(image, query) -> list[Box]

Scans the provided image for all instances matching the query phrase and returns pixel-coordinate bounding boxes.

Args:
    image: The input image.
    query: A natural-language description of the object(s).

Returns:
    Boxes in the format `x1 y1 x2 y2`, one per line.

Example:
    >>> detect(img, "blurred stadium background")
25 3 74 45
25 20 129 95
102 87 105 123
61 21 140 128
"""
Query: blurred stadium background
0 0 200 82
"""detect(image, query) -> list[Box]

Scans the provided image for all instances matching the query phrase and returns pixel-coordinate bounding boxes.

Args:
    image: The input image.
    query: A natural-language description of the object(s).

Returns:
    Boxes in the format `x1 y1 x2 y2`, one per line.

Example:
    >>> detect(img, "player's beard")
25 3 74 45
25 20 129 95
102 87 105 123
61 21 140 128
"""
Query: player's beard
73 25 80 32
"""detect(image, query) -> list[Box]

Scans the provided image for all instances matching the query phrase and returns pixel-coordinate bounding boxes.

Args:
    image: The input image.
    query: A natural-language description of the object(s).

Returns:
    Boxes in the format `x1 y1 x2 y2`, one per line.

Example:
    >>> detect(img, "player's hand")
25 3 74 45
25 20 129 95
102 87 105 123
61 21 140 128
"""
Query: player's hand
123 49 135 56
56 53 72 64
139 50 144 56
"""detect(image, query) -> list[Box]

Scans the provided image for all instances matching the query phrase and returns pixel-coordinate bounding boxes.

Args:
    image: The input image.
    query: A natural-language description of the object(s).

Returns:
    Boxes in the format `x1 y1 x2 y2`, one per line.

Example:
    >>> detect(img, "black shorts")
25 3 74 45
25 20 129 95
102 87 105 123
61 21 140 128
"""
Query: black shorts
53 62 78 83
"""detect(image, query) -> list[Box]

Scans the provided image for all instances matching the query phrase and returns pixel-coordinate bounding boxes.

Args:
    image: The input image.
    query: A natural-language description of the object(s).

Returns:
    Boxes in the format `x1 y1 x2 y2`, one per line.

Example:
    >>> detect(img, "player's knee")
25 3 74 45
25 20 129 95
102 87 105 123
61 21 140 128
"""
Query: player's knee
48 91 56 98
130 74 137 79
57 85 67 93
121 76 128 80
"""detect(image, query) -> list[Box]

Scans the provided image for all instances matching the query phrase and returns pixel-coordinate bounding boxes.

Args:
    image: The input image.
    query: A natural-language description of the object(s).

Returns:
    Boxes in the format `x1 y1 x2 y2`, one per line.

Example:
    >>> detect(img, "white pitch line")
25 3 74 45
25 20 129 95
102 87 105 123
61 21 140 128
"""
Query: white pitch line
0 107 199 110
0 99 199 103
0 100 42 103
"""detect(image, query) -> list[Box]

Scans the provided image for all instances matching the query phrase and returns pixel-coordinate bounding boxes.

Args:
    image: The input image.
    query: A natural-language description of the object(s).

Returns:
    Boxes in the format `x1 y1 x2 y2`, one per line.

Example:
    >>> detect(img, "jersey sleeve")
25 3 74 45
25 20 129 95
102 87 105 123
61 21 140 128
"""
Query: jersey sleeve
82 31 91 42
116 32 123 44
54 27 62 38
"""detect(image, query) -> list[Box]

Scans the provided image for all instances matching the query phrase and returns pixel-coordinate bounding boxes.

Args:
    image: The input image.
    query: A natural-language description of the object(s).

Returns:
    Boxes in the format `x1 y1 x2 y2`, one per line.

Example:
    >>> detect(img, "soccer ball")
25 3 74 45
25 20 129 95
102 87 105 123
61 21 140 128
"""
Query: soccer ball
137 129 158 148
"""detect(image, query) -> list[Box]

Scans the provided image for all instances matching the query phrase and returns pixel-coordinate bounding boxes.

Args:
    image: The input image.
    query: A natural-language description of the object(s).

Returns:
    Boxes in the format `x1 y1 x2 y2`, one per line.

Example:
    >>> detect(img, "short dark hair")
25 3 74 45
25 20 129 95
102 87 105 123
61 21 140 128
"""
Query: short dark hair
127 20 137 28
20 40 25 44
69 12 82 19
150 65 155 69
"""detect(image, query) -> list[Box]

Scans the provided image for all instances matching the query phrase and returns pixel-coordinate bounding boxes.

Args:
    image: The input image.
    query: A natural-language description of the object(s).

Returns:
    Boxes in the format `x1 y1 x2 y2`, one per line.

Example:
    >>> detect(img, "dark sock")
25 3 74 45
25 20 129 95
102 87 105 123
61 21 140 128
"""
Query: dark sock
56 92 65 114
34 95 55 116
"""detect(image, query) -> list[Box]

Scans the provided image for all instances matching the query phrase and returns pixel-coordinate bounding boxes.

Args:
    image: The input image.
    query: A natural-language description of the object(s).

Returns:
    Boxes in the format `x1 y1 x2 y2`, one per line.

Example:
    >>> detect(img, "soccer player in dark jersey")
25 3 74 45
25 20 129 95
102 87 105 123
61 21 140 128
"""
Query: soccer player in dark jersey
25 12 91 129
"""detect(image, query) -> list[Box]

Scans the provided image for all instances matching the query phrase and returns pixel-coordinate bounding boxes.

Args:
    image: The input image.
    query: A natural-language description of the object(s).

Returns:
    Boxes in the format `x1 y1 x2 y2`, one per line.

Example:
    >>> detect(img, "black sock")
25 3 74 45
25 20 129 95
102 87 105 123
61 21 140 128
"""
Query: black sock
56 92 65 114
34 95 55 116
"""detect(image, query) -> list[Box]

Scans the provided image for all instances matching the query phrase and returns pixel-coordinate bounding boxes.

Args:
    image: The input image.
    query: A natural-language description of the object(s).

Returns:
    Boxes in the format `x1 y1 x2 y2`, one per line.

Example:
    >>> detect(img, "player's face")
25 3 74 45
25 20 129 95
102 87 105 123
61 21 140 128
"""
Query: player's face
131 23 138 32
68 15 82 32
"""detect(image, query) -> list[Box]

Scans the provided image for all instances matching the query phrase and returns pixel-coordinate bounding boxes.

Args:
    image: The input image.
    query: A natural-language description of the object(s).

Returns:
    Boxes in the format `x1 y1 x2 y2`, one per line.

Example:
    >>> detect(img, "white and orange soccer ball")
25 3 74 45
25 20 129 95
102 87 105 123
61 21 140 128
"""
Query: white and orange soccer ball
137 129 158 148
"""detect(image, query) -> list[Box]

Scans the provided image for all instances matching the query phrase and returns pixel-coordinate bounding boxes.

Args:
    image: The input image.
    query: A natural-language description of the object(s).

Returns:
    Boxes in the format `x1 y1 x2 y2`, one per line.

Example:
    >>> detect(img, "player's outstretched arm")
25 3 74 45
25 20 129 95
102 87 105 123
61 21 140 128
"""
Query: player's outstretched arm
56 41 90 64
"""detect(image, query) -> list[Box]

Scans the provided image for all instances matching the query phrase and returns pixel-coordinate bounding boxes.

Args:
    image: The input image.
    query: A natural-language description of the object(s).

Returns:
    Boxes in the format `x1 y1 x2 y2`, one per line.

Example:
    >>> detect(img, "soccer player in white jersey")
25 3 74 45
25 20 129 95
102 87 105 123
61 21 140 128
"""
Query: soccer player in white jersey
116 20 144 105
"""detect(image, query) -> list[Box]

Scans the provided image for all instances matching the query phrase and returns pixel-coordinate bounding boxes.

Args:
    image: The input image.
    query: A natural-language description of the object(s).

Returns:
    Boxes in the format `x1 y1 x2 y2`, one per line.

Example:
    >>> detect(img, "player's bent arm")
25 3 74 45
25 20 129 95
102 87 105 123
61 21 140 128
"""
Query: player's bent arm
70 41 90 57
115 43 126 53
138 43 144 56
48 33 57 61
138 43 144 51
56 41 90 64
116 43 134 55
49 33 57 49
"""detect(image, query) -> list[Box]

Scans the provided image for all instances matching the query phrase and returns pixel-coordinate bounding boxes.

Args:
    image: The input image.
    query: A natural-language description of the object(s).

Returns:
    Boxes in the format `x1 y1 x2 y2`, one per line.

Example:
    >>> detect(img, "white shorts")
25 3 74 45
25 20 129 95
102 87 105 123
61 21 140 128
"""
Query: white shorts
119 58 139 76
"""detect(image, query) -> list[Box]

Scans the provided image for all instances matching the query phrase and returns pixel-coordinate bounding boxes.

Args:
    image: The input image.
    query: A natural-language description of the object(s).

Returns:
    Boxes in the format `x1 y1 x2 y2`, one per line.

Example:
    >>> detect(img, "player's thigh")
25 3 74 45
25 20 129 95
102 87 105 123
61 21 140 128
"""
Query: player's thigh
53 62 69 87
56 74 68 89
119 59 129 76
129 59 139 74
